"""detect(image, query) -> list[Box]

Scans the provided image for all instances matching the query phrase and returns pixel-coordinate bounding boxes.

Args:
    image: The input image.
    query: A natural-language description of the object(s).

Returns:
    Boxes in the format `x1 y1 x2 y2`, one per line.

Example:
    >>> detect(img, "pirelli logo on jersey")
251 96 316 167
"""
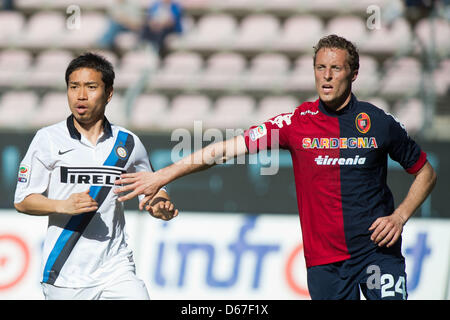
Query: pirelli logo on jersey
302 137 378 149
60 166 126 186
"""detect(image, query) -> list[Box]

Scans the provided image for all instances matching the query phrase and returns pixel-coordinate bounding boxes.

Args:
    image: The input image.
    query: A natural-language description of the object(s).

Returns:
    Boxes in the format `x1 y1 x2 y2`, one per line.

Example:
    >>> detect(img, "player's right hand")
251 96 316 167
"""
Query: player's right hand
59 189 98 215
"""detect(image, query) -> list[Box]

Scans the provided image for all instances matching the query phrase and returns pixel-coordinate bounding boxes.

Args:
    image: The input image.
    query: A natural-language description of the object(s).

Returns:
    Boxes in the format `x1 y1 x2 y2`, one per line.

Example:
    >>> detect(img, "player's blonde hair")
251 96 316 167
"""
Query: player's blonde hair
313 34 360 72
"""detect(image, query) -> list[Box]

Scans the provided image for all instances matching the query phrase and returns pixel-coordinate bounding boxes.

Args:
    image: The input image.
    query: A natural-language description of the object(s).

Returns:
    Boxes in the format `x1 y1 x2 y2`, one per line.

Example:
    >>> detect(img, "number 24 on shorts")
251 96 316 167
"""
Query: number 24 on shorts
367 265 406 299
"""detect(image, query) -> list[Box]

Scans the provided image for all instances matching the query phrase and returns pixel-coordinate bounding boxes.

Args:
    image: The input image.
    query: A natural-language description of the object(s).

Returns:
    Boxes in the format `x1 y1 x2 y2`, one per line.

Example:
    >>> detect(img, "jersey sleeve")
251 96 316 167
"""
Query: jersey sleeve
386 114 427 174
14 129 53 203
130 135 167 200
243 112 293 154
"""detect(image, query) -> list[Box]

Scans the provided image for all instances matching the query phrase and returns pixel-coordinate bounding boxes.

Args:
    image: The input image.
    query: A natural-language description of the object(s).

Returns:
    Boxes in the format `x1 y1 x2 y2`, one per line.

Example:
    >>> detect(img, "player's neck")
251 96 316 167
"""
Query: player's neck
73 117 105 146
323 91 353 113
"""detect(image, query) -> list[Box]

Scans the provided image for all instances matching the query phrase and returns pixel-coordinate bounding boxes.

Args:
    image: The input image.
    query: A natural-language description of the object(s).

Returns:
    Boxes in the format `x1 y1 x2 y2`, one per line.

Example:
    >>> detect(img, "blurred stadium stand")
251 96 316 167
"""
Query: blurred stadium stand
0 0 448 215
0 0 448 136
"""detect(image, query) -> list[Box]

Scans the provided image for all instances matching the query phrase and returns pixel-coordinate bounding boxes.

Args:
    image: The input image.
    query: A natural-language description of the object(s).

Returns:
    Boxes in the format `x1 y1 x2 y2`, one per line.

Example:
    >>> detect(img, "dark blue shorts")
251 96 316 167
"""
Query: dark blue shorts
307 247 407 300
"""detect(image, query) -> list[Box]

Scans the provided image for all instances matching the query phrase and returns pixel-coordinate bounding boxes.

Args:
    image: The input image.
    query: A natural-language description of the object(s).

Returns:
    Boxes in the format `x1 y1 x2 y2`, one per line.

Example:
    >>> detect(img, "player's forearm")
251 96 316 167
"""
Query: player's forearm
14 194 65 216
156 135 247 187
393 162 437 224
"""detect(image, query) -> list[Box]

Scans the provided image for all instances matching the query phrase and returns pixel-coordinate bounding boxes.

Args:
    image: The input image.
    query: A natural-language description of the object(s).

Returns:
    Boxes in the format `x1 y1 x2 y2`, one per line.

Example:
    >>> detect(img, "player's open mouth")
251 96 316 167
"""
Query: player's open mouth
75 105 88 114
322 84 333 93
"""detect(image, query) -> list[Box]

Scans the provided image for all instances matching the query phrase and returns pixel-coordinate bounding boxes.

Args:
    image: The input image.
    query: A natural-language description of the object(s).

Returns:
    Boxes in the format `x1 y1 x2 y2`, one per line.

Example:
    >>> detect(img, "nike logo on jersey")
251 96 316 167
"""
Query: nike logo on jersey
58 149 75 155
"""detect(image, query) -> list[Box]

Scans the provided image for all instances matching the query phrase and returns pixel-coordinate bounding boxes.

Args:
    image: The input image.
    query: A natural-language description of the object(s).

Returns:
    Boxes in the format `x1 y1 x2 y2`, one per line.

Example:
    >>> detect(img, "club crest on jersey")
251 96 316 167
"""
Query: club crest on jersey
355 113 371 134
115 145 128 159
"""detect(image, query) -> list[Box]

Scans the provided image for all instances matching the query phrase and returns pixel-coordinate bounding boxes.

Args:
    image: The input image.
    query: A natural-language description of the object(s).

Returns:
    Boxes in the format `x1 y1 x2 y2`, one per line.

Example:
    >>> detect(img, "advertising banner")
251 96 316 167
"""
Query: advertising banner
0 210 449 300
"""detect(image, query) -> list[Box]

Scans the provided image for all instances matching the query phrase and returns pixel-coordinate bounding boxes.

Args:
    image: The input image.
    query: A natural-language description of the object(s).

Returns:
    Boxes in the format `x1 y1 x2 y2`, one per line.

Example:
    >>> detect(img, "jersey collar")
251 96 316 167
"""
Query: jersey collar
318 93 357 117
66 114 113 140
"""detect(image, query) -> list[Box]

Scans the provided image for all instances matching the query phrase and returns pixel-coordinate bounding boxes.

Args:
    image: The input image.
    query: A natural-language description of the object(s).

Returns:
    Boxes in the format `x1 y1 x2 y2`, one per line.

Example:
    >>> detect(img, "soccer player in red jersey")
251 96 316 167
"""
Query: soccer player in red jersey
114 35 437 299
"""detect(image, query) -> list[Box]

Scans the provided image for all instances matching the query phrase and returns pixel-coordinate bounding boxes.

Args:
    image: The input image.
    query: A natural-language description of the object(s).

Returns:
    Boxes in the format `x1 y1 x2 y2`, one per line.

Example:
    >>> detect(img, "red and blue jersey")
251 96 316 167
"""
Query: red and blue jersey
244 94 427 267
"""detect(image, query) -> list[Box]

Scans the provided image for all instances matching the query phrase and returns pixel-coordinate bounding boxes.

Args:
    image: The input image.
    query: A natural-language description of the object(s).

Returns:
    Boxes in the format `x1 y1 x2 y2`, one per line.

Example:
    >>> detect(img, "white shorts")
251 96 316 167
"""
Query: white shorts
41 270 150 300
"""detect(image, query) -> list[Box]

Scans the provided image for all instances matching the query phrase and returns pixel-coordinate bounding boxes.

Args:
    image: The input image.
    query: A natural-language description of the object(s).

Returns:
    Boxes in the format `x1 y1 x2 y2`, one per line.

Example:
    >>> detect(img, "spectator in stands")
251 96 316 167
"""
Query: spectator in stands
97 0 143 50
1 0 15 10
403 0 438 28
140 0 183 57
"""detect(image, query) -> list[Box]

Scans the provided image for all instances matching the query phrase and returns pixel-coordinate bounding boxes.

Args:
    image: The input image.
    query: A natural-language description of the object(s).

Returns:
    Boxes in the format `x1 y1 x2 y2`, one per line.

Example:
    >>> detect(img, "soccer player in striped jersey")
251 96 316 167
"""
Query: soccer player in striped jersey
114 35 436 299
14 52 178 300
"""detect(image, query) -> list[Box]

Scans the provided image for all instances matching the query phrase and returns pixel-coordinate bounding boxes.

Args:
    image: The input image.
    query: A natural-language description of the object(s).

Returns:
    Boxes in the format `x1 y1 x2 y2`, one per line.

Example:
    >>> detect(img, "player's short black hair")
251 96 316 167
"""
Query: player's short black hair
313 34 360 72
65 52 115 91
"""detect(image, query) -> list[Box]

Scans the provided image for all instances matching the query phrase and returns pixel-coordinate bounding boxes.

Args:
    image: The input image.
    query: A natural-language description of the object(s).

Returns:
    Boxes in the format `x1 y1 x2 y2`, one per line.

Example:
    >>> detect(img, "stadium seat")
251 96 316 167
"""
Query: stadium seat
303 0 353 14
325 16 368 48
105 94 128 127
180 0 213 10
243 53 290 92
286 55 316 92
114 31 140 51
172 14 237 51
433 59 450 96
129 94 169 130
16 11 66 49
380 57 421 96
415 17 450 58
254 95 298 124
366 97 390 113
274 15 324 53
60 12 108 49
149 51 203 91
352 55 380 96
345 0 390 11
261 0 308 12
211 0 263 11
205 95 256 129
58 0 115 10
115 50 160 89
0 49 33 88
25 50 73 89
200 52 246 92
15 0 76 10
362 18 412 54
14 0 114 10
29 92 71 128
393 98 425 134
160 94 212 130
0 91 38 128
0 11 25 47
233 14 281 51
94 50 119 69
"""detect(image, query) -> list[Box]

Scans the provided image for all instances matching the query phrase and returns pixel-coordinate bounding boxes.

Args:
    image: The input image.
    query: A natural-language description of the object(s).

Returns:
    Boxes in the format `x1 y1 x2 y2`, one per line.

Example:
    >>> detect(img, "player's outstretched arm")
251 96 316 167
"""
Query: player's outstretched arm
114 135 248 205
369 161 437 247
14 189 98 216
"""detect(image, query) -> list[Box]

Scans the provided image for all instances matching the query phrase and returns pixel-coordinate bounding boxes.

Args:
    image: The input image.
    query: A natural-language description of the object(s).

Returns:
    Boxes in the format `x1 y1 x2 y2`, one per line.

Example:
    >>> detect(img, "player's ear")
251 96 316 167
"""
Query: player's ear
351 69 358 82
105 87 114 104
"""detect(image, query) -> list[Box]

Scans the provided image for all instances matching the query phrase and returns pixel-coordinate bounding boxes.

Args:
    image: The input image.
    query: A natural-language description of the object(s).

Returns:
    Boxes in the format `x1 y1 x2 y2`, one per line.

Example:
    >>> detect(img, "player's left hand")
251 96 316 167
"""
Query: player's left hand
145 198 179 221
369 213 405 248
